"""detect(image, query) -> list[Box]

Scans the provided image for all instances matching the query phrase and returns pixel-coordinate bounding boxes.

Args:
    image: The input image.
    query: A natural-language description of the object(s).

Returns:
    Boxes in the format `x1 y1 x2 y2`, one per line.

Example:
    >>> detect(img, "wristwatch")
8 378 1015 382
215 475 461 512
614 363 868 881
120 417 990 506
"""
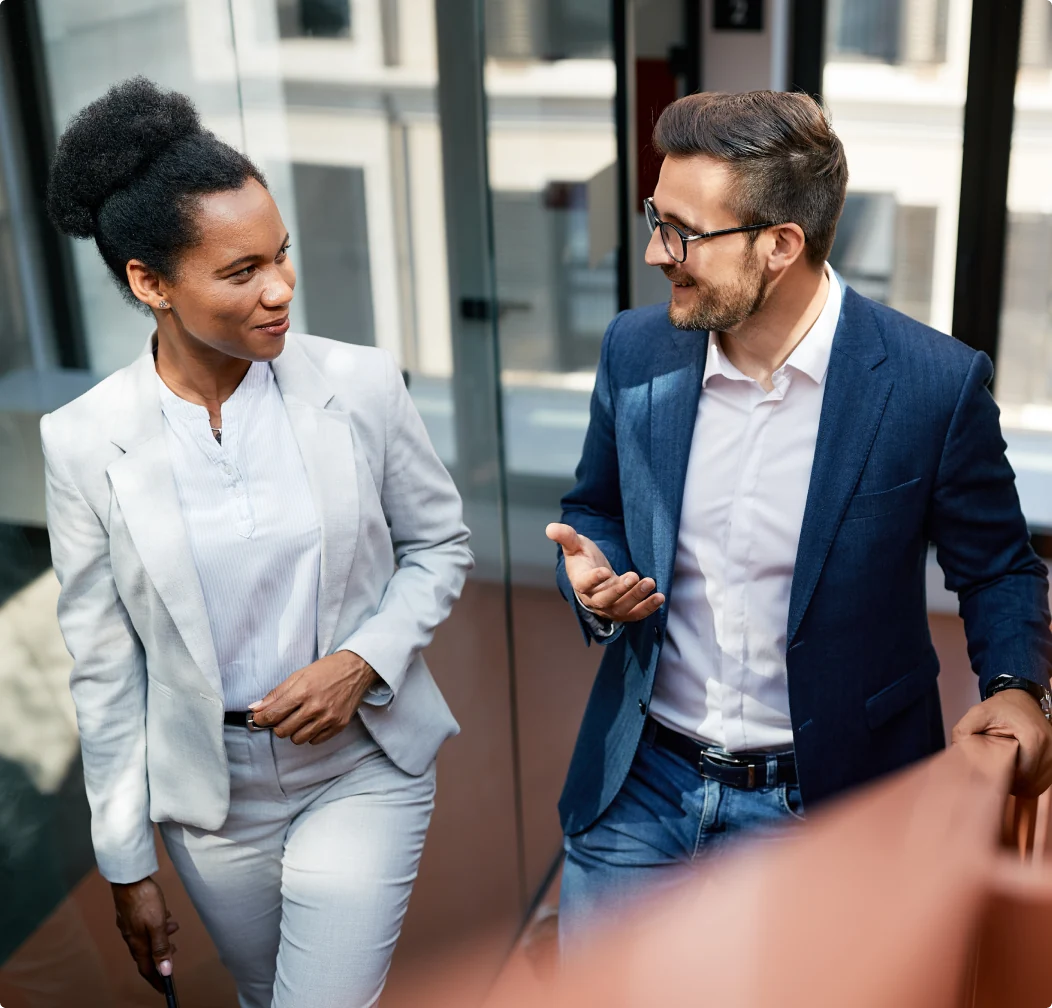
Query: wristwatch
984 674 1052 721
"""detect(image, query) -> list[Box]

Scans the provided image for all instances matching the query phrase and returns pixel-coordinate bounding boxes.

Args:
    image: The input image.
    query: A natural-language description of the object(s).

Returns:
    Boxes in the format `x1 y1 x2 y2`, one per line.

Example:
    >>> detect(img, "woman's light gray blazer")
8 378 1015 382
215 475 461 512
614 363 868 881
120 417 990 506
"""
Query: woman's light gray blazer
40 333 472 884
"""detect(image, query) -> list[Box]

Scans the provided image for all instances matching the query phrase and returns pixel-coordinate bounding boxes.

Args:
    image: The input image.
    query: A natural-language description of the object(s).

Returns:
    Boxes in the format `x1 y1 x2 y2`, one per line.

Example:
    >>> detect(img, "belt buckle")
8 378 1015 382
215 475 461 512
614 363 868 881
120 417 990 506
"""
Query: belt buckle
702 748 758 789
246 713 268 732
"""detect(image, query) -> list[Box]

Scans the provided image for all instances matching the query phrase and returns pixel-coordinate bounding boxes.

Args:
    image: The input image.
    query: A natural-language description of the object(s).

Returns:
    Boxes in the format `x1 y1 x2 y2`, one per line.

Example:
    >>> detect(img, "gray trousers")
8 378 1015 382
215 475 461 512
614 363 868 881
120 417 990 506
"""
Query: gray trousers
160 718 435 1008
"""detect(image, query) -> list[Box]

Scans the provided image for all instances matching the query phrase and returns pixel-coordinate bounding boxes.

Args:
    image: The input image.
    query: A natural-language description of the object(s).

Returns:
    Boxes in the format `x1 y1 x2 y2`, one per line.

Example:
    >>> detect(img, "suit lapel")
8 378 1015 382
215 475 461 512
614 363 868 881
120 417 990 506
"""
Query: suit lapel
107 353 222 695
272 338 359 657
787 288 893 645
650 332 705 595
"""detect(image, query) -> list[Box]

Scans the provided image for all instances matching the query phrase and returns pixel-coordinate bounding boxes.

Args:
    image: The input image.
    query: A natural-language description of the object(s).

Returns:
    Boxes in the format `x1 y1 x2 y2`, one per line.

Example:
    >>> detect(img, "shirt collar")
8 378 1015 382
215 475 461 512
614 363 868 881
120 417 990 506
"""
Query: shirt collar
702 263 842 388
157 360 273 422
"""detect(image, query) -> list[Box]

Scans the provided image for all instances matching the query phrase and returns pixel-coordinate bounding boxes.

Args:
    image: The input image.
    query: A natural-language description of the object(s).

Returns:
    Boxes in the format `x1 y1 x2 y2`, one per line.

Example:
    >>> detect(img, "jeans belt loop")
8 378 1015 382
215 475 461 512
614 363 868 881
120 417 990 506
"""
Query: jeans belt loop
766 754 777 788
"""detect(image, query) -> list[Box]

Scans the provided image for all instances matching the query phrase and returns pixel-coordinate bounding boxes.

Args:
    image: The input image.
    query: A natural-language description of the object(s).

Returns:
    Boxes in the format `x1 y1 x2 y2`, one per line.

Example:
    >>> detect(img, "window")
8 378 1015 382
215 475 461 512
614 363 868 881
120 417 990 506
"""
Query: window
278 0 352 39
994 0 1052 529
823 0 972 335
486 0 612 61
829 194 937 324
827 0 950 65
1019 0 1052 69
291 163 375 347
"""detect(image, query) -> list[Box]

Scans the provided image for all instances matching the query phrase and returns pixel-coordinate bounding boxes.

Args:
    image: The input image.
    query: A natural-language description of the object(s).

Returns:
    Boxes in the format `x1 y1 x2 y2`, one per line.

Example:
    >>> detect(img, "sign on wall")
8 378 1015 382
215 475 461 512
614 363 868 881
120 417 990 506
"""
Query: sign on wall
713 0 764 32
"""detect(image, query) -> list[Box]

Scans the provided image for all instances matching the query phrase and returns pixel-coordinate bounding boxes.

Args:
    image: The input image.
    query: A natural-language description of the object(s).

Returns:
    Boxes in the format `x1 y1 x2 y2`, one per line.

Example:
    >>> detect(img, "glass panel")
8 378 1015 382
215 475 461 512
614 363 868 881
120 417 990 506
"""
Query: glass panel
994 0 1052 531
0 0 520 998
34 1 251 377
484 0 616 896
824 0 970 334
227 0 524 959
0 4 249 1001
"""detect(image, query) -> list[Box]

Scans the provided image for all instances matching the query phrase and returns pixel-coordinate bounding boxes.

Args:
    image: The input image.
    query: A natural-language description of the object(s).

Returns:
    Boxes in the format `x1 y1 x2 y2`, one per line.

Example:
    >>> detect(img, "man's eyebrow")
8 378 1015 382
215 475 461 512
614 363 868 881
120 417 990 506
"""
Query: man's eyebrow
662 211 700 232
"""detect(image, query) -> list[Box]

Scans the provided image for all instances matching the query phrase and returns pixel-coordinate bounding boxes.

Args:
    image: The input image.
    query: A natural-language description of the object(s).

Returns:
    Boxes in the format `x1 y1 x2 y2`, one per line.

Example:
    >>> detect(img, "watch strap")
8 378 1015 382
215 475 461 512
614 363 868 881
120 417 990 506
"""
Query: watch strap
984 674 1052 717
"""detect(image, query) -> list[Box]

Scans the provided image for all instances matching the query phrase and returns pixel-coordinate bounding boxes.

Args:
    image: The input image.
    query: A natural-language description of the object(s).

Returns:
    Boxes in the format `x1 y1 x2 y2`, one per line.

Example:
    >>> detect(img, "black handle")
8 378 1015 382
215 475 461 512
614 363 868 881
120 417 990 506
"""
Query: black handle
162 974 179 1008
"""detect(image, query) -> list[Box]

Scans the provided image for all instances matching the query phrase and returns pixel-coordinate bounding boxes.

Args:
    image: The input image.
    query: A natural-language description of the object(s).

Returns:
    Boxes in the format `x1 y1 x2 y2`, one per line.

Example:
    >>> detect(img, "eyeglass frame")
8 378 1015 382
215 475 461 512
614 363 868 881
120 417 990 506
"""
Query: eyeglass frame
644 197 785 263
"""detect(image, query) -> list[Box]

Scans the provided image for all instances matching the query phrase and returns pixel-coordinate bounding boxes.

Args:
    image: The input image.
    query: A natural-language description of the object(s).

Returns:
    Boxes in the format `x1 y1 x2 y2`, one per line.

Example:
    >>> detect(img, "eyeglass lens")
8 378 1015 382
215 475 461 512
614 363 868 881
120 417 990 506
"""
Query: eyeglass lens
645 201 686 262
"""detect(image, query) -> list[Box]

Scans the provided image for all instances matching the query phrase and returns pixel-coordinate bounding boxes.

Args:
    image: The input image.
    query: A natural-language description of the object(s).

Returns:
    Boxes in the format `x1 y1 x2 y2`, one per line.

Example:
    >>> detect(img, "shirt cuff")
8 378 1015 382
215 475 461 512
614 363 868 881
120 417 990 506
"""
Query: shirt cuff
574 591 619 639
361 681 394 706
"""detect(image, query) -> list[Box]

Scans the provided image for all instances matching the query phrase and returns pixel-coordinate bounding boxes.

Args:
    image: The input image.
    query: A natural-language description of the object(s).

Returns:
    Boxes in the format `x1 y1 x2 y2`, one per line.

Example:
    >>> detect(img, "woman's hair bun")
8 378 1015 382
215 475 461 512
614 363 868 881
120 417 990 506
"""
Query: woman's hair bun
47 76 201 238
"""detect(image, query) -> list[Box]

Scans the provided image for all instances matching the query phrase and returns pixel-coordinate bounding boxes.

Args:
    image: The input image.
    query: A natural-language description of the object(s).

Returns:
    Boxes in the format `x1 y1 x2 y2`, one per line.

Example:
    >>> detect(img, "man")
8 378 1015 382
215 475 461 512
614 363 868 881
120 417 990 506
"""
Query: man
547 90 1052 937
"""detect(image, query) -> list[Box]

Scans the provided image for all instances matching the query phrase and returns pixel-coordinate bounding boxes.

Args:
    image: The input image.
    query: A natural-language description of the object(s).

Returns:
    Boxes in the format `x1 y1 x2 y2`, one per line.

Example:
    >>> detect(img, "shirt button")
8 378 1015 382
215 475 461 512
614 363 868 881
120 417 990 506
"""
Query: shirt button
222 464 233 476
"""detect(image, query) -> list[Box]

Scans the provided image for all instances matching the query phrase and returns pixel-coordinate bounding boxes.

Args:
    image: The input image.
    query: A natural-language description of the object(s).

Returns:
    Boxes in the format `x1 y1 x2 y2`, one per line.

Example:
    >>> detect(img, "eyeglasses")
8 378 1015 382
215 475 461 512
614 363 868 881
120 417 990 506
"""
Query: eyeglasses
644 197 782 263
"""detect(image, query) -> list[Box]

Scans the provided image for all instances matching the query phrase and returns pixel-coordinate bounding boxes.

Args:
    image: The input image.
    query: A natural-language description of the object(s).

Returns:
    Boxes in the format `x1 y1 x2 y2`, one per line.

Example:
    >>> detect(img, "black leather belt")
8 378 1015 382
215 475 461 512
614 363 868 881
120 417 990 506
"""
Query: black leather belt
645 717 797 790
224 710 269 731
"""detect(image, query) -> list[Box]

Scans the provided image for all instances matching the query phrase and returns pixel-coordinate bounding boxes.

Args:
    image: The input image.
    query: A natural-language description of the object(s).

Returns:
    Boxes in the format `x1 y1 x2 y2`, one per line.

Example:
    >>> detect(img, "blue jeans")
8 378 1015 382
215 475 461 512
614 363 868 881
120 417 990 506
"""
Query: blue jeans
559 730 805 946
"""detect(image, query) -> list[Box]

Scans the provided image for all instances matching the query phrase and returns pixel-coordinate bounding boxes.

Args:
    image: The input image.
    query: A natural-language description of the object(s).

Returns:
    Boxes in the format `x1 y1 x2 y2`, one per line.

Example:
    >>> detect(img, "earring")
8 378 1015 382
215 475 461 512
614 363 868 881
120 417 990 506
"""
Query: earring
158 300 169 309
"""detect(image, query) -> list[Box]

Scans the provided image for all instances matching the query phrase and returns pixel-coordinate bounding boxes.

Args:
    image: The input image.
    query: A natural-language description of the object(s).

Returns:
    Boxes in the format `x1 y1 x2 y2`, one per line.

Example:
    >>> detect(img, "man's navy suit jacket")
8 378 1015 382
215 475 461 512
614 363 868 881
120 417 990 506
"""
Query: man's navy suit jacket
556 282 1052 837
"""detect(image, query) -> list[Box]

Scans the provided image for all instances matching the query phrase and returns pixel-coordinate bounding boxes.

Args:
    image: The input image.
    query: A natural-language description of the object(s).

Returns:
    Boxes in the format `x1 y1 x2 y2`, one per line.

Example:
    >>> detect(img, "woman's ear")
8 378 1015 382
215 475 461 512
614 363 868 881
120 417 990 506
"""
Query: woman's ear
126 260 170 312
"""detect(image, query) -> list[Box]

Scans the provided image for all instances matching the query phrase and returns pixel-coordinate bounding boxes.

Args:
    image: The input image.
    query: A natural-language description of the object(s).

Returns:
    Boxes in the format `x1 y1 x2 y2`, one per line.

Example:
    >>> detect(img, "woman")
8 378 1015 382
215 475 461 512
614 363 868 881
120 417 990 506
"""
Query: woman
42 77 471 1007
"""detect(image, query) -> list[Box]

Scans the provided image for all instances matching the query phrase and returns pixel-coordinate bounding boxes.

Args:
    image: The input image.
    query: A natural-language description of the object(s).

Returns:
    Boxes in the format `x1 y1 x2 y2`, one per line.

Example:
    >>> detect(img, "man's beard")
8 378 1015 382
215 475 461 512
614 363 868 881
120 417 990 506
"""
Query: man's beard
663 253 770 333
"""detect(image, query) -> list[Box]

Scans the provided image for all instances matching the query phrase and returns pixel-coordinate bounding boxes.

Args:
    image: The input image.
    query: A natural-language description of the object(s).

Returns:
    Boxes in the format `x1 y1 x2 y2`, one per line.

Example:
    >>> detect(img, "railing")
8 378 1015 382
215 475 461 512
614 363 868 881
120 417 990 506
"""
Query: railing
387 735 1052 1008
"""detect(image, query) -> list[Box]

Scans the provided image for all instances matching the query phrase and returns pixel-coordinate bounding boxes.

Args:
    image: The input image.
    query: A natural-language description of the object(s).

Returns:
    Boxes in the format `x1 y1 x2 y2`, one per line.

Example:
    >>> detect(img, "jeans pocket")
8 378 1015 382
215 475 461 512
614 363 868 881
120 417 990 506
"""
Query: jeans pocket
779 783 806 822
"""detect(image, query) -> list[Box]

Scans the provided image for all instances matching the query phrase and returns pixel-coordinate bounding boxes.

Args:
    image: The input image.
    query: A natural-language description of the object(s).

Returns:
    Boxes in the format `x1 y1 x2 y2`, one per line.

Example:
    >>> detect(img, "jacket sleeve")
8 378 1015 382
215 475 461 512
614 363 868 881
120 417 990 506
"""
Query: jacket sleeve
334 352 473 695
41 416 157 884
557 313 633 646
929 351 1052 696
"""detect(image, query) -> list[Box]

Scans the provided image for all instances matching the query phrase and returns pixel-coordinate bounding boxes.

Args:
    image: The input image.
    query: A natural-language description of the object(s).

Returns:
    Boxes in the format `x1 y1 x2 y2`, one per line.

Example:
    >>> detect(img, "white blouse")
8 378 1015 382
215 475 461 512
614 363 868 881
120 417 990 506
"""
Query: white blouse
157 362 322 711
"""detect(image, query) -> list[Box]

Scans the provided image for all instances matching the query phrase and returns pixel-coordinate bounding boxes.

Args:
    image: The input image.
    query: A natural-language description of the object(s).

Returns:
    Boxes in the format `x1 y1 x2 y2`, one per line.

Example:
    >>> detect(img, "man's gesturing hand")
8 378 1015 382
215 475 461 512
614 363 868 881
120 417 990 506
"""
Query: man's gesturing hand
951 687 1052 797
546 522 664 623
249 650 380 745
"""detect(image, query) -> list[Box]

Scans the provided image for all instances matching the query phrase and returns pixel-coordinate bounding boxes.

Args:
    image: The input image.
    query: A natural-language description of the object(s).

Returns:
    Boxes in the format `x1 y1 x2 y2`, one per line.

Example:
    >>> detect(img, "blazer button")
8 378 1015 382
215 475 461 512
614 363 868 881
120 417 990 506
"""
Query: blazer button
653 626 663 642
638 699 647 715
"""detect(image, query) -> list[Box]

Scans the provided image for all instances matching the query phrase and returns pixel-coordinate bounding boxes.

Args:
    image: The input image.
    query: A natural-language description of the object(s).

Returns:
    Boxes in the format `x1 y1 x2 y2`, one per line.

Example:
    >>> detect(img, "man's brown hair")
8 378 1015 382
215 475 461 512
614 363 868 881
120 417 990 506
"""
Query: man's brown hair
652 90 848 266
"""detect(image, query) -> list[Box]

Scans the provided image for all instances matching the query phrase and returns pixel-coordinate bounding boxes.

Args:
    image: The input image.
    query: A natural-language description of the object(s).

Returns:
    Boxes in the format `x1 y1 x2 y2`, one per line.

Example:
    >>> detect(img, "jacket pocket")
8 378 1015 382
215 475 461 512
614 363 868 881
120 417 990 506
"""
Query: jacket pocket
865 662 938 729
148 676 174 699
842 477 923 522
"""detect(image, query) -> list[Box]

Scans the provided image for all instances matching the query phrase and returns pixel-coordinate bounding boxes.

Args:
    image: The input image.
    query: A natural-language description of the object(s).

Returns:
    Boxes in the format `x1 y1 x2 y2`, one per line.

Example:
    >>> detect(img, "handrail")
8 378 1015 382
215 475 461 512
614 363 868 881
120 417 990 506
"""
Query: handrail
385 734 1052 1008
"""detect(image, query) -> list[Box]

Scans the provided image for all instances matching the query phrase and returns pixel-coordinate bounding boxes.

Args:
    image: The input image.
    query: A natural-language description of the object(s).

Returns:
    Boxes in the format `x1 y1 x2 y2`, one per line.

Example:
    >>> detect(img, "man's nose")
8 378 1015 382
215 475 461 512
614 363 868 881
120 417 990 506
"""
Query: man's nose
644 226 674 267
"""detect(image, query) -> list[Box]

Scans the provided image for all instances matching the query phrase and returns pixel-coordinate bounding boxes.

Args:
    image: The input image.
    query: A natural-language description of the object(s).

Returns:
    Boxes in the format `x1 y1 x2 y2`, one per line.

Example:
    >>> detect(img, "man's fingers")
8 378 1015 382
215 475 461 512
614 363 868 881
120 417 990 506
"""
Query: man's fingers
595 575 658 616
588 572 641 610
621 592 667 623
546 523 582 554
951 691 1052 798
950 702 994 745
571 564 613 597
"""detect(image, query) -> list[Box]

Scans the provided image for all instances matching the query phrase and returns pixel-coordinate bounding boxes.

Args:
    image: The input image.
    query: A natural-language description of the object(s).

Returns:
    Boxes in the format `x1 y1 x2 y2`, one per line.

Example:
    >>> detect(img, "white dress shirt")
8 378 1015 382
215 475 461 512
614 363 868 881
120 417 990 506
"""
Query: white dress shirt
158 362 323 711
647 267 843 752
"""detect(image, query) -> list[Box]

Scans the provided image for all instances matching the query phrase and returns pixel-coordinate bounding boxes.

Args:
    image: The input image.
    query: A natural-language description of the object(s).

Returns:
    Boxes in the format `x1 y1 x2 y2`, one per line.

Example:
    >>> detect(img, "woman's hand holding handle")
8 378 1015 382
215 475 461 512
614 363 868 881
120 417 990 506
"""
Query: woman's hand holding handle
111 876 179 992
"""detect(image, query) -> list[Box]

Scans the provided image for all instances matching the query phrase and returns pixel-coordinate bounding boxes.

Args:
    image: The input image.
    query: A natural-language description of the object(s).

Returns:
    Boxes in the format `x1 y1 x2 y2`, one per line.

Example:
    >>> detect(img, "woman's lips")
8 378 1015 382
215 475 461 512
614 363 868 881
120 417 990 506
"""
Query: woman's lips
255 316 290 336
